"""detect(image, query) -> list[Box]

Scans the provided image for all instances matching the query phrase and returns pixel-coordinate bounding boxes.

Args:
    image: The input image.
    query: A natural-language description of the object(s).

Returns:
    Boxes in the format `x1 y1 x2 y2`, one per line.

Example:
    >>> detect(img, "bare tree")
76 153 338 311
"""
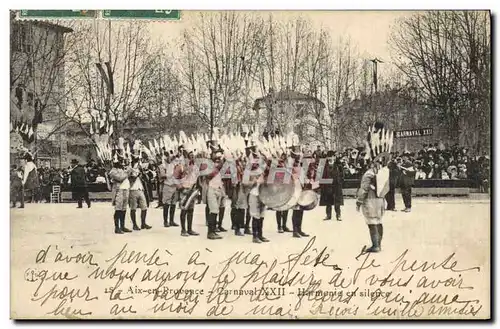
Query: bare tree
390 11 490 153
64 20 160 141
180 11 268 132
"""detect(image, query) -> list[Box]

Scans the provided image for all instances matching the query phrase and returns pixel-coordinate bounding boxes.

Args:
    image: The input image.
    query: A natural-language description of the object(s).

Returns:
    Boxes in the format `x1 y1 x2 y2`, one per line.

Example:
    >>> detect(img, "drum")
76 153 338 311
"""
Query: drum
258 169 296 209
269 175 303 211
297 190 319 211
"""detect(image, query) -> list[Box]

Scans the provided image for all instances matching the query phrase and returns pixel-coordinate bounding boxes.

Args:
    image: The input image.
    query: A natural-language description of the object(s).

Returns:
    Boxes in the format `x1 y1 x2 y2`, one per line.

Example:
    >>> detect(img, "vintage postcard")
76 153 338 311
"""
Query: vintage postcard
9 10 491 319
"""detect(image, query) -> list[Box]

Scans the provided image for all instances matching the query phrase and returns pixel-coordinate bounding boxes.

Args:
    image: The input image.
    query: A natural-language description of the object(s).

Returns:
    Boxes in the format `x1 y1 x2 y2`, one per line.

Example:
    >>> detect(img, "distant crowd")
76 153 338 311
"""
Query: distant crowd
10 142 490 204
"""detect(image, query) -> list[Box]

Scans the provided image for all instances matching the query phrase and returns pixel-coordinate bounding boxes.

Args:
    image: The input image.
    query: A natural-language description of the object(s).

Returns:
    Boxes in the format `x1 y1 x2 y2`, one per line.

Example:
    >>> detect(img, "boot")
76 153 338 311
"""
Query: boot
365 224 380 253
282 211 291 232
258 218 269 242
163 205 170 227
140 210 151 229
114 211 122 234
180 209 188 236
276 212 283 233
230 208 236 230
205 206 209 226
292 211 301 238
120 211 132 233
377 224 383 250
252 217 261 243
207 214 222 240
130 210 141 230
244 210 252 234
298 211 309 237
217 207 227 232
186 209 198 235
169 205 179 227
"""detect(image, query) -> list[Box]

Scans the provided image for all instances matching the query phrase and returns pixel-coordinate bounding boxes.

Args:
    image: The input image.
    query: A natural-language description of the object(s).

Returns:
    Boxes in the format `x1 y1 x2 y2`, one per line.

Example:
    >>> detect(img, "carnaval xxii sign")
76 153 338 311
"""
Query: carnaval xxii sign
394 128 433 138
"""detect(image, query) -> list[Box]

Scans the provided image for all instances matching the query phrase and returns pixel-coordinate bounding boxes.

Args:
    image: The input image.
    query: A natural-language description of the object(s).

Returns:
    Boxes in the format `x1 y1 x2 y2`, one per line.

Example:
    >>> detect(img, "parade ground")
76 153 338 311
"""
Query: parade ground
10 197 491 319
11 197 490 264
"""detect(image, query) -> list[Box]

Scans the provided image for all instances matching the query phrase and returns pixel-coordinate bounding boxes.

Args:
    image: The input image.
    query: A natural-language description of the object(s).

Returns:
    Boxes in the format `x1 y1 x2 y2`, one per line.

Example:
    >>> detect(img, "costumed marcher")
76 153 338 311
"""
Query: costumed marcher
178 149 200 237
356 122 393 253
291 148 317 238
155 154 165 208
108 155 132 234
399 152 416 212
128 156 152 231
275 152 291 233
159 152 180 228
230 150 253 236
20 152 39 208
205 147 226 240
320 150 344 221
248 173 269 243
70 159 91 208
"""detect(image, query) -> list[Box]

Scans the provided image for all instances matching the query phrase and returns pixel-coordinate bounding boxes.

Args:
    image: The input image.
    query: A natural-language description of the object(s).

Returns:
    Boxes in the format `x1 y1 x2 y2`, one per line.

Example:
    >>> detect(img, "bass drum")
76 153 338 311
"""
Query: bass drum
270 175 303 211
297 190 319 211
258 169 296 210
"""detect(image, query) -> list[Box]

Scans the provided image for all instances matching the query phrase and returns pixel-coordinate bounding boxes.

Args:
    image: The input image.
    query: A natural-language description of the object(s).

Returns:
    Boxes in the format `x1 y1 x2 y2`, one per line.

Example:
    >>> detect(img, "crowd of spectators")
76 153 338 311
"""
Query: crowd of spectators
11 142 490 204
313 143 490 191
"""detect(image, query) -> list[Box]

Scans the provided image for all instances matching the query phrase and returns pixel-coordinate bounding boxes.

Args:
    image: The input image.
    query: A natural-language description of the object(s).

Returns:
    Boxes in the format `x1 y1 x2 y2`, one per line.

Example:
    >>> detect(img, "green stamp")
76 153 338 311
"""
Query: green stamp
19 10 97 19
102 10 181 20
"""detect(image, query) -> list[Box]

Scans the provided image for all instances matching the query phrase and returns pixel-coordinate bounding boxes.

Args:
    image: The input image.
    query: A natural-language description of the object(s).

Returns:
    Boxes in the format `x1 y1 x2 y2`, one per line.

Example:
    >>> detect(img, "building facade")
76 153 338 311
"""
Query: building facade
10 14 72 168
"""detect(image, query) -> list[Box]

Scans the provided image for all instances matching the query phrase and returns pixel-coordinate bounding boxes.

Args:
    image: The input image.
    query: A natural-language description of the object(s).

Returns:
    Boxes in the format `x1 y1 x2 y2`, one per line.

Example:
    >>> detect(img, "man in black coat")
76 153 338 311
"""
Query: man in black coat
385 159 399 211
70 159 91 208
320 151 344 221
398 152 415 212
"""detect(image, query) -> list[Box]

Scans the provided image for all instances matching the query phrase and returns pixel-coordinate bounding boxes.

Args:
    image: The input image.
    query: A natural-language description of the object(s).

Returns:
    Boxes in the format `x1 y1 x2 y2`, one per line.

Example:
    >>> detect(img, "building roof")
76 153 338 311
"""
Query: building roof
253 89 325 110
14 19 73 33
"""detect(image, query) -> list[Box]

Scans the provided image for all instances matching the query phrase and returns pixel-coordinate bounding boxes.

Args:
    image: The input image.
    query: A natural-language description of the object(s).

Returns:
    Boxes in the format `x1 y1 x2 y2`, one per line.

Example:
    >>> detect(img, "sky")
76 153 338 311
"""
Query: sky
148 10 412 71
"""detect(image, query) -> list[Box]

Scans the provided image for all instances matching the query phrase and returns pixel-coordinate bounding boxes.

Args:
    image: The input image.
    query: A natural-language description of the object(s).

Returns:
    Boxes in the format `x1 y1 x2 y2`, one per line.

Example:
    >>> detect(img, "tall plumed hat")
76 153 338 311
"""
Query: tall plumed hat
365 121 394 165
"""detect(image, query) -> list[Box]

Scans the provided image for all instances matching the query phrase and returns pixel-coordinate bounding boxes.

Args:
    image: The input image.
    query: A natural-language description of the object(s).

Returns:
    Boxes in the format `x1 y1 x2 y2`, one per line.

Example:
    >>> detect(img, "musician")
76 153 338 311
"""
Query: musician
206 147 226 240
320 150 344 221
178 150 200 236
398 152 416 212
248 150 268 243
159 151 180 228
128 156 152 230
70 159 91 209
231 152 252 236
275 152 291 233
155 154 165 208
108 155 132 234
291 147 314 238
140 154 155 207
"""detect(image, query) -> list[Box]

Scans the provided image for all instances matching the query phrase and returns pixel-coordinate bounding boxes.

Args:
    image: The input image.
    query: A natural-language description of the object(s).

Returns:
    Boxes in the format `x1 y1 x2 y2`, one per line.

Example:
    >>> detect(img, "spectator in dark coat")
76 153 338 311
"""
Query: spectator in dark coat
319 151 344 221
398 153 416 212
385 159 399 211
10 165 23 208
70 159 91 208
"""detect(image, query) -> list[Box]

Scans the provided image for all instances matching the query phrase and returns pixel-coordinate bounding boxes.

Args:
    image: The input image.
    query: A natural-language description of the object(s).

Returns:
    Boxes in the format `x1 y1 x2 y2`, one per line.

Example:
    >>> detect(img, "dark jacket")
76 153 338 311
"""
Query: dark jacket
70 165 88 188
399 160 416 188
319 160 344 207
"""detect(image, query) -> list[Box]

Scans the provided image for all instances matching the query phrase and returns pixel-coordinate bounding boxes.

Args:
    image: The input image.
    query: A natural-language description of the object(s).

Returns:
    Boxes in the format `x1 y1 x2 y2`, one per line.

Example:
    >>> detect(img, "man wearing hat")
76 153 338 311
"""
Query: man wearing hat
128 156 152 231
398 152 415 212
320 150 344 221
70 159 91 208
108 155 132 234
159 152 181 228
155 154 165 208
205 147 226 240
178 149 200 237
20 152 39 207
